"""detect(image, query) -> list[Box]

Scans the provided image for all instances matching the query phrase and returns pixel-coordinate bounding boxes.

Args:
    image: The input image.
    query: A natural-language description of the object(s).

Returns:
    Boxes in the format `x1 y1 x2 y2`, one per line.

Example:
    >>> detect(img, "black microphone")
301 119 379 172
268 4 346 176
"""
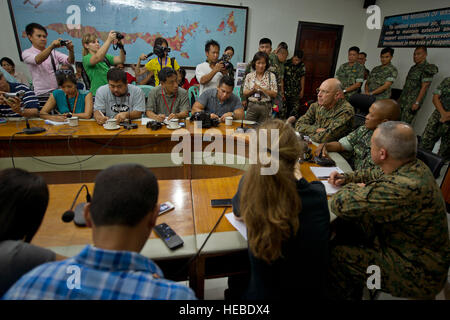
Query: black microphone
61 184 91 226
122 92 137 130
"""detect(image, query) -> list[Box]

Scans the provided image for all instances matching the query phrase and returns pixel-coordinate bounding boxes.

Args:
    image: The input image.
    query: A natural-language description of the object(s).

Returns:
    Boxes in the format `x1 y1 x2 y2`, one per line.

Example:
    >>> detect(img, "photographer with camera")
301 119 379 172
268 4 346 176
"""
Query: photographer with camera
140 37 179 87
22 23 74 102
0 72 40 118
82 31 126 96
196 39 226 96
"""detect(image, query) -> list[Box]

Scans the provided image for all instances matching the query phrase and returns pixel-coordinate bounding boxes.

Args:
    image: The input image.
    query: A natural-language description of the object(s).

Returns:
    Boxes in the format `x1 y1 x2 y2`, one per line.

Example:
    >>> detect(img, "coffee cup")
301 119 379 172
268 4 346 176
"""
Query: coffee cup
225 116 233 126
68 116 78 127
105 118 117 129
168 118 179 129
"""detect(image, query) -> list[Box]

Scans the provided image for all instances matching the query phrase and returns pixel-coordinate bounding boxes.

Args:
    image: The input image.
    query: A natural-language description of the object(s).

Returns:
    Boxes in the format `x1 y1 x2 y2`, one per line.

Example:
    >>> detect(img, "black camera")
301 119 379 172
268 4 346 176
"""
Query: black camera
115 32 124 40
153 45 171 58
59 40 68 46
190 112 220 128
3 90 26 99
146 121 163 131
218 54 232 70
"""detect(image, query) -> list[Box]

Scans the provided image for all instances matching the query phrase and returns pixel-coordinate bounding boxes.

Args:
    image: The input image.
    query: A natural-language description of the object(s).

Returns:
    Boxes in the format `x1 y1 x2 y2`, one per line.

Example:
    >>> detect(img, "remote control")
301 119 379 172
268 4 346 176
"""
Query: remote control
153 223 184 250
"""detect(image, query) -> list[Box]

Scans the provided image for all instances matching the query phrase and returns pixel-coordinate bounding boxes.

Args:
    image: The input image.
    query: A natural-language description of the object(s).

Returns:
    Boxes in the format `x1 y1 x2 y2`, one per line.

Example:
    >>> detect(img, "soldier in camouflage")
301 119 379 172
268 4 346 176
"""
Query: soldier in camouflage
269 47 288 119
364 47 398 101
327 121 450 300
284 50 306 118
335 46 365 100
315 99 400 171
398 46 438 125
421 77 450 161
295 78 354 143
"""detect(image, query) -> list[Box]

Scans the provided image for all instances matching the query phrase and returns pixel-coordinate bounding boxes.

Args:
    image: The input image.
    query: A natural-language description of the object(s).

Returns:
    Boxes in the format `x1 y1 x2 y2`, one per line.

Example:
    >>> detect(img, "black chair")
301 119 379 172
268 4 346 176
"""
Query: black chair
390 88 402 101
416 148 446 179
348 93 376 115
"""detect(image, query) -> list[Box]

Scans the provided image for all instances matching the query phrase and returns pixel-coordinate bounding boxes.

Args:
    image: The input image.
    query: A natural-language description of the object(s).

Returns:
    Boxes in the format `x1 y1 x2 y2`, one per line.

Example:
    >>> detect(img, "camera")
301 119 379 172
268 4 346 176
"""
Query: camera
115 32 124 40
146 121 163 131
59 40 68 46
3 90 26 99
218 53 232 70
190 112 220 128
153 45 171 58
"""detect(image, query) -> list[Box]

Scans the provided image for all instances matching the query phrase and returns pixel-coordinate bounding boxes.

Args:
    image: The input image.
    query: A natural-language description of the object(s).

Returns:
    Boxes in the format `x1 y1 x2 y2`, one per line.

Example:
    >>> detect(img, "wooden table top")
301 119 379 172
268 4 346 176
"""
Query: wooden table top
32 179 194 248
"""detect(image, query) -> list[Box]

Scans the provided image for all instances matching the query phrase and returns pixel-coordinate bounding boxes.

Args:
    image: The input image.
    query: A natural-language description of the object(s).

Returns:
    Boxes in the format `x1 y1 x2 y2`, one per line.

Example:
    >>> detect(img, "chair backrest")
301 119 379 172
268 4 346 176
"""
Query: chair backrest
233 86 240 97
416 148 446 179
188 86 199 106
348 93 376 115
137 85 154 98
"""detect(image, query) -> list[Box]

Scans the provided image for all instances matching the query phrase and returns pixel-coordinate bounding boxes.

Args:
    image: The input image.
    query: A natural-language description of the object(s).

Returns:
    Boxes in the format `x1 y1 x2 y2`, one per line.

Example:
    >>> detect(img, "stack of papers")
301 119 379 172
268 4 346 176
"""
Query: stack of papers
310 167 344 179
320 181 342 195
225 213 247 240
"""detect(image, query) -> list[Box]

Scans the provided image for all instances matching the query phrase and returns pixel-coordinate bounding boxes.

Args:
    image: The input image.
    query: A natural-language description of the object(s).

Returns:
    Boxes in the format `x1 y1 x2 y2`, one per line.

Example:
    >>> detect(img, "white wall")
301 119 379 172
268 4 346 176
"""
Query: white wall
360 0 450 134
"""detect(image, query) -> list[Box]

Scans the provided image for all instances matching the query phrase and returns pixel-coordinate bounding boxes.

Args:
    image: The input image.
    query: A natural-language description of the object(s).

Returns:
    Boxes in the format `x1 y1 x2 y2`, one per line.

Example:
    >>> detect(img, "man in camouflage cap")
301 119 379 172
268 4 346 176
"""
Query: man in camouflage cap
364 47 398 100
336 46 365 100
295 78 354 143
398 46 438 124
327 121 450 300
284 50 306 118
421 77 450 161
315 99 400 171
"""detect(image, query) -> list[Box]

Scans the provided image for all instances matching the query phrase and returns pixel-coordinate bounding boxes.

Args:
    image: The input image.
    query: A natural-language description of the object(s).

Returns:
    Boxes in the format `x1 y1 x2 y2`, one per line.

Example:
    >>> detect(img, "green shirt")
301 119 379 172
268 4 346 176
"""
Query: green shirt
366 63 398 100
433 77 450 112
338 125 375 170
82 54 115 96
335 62 365 99
146 85 190 116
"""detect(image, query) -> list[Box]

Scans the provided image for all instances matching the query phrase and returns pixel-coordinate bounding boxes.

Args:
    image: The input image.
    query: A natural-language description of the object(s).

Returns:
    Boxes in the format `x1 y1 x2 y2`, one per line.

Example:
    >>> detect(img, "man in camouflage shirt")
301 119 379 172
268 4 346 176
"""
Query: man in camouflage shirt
315 99 400 170
364 47 398 100
336 46 365 100
327 121 450 300
295 78 354 143
398 46 438 124
284 50 306 118
421 77 450 161
269 47 288 118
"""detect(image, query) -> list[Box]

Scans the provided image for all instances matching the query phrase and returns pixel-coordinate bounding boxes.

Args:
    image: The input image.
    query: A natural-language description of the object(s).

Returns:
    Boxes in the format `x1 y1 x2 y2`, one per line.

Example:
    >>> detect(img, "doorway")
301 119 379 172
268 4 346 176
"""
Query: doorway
294 22 343 103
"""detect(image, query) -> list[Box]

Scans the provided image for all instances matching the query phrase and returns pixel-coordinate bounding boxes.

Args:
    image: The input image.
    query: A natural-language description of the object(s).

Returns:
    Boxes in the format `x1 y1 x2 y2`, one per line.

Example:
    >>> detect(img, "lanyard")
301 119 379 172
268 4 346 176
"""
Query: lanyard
65 92 79 114
158 56 168 69
161 87 177 114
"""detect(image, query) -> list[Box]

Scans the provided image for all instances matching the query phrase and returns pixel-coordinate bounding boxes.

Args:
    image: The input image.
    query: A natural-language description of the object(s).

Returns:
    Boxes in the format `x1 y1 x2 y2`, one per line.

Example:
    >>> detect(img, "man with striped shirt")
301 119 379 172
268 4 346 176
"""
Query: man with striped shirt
0 72 40 118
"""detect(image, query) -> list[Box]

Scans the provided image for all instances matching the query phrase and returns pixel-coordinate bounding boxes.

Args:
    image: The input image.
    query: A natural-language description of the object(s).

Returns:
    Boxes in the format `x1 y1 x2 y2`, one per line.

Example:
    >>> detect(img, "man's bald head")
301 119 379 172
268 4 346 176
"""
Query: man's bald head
317 78 344 108
373 99 400 120
373 121 417 161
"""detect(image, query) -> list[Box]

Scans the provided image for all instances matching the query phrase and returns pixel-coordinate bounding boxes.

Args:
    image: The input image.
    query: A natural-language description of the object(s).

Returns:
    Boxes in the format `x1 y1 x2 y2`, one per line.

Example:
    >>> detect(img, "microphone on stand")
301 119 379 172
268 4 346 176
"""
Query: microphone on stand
122 92 137 130
61 184 91 226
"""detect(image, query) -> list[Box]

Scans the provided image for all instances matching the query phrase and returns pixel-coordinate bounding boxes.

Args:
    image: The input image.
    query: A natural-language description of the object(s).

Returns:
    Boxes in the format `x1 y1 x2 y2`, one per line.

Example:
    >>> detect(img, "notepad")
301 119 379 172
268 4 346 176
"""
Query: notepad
310 166 344 179
225 213 247 240
320 181 342 195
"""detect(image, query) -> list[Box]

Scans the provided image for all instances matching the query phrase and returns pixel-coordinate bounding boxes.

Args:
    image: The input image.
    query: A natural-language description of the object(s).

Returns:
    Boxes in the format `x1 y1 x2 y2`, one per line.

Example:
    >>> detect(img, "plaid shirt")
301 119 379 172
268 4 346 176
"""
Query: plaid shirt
3 245 196 300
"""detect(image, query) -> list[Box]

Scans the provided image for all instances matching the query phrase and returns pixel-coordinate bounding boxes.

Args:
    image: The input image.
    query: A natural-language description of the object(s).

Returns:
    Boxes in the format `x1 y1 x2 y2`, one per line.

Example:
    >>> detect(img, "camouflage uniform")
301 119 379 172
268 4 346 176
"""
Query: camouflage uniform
421 77 450 161
366 63 398 100
295 99 354 143
335 62 365 100
239 63 253 103
338 125 377 170
284 59 306 118
328 159 450 300
398 61 438 124
268 53 286 118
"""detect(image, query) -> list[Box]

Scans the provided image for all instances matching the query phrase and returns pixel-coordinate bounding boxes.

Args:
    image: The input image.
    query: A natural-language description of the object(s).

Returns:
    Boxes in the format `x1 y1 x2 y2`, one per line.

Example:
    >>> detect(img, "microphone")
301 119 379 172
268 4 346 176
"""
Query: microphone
122 92 137 130
235 114 249 133
61 184 91 226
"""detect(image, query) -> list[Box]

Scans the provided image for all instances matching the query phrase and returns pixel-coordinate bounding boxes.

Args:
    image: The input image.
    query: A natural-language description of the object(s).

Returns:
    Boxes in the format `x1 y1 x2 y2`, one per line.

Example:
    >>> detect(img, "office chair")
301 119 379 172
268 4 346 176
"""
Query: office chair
416 148 446 179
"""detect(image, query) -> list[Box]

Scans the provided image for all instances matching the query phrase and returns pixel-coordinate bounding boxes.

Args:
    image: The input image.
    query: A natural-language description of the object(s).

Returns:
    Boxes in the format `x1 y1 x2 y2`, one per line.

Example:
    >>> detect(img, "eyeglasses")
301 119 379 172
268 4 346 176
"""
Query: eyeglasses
316 88 331 95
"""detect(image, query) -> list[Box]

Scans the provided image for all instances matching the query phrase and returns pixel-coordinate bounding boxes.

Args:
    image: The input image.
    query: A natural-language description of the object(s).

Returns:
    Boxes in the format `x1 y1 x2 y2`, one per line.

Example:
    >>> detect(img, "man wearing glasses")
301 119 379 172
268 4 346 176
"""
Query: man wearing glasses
295 78 354 143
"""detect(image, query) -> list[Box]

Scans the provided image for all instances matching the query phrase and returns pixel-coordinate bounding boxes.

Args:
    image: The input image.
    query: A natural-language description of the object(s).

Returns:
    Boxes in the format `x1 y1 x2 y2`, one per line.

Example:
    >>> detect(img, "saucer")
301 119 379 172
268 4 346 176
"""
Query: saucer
167 125 181 130
103 124 120 130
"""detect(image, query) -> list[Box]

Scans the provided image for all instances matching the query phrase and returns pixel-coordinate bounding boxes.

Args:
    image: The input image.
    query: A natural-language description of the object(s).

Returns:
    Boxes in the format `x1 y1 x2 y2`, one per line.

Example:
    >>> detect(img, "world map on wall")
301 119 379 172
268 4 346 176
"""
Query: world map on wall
10 0 248 67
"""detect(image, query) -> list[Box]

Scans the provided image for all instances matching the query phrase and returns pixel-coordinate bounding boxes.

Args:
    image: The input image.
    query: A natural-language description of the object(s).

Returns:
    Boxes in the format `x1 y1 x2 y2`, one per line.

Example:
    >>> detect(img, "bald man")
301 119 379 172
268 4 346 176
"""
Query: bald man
327 121 450 300
315 99 400 170
295 78 354 143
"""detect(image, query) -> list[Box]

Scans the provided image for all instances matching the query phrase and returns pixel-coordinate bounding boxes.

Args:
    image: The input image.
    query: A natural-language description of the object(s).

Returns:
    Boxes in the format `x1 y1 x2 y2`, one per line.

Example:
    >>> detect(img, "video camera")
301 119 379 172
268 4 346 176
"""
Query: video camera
59 40 69 46
190 112 220 128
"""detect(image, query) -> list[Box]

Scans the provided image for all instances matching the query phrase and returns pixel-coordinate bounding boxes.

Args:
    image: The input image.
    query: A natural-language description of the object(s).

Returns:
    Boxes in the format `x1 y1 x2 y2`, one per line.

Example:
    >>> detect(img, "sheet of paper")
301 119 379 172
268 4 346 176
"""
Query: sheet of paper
225 213 247 240
44 120 69 126
310 166 344 179
141 117 155 126
320 181 342 195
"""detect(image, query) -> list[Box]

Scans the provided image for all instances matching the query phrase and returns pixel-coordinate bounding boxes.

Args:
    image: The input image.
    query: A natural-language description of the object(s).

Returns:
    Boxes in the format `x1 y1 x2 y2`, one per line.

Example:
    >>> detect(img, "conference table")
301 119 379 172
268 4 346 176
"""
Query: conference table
0 117 352 299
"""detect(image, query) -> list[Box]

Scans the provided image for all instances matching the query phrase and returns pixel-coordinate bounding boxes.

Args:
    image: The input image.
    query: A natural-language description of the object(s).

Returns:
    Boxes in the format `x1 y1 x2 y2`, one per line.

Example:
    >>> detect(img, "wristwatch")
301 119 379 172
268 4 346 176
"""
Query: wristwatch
414 101 420 105
343 89 347 93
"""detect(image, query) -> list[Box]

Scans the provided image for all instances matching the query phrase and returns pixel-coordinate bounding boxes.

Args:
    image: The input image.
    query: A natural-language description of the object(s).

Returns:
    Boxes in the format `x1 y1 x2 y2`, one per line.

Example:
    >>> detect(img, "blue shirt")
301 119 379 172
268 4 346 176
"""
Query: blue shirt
3 245 197 300
0 82 40 117
52 89 88 114
197 88 242 117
